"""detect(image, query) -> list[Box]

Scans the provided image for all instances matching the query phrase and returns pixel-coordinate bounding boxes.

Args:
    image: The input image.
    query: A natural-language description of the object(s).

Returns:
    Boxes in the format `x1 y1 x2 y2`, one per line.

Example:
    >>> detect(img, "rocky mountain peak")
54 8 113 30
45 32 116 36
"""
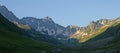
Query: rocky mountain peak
0 5 8 12
41 16 53 21
97 19 110 25
89 21 96 25
67 25 80 29
0 5 19 22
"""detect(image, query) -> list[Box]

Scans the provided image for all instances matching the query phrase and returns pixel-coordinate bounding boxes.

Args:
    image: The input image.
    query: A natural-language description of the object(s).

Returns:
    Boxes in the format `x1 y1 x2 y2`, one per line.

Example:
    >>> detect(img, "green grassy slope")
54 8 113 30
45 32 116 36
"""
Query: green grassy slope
0 13 56 53
1 12 120 53
71 18 120 43
80 21 120 53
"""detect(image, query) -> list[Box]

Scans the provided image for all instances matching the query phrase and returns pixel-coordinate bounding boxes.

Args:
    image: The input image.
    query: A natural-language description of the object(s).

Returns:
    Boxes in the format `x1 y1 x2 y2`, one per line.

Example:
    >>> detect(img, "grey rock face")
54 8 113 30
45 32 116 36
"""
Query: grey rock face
20 17 76 38
0 5 116 43
0 5 19 22
0 5 77 41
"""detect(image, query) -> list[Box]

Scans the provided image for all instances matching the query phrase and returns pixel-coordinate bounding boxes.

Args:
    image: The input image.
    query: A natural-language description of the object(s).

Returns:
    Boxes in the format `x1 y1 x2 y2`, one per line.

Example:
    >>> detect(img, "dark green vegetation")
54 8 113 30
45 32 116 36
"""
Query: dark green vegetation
71 18 120 44
61 18 120 53
79 20 120 53
0 13 59 53
0 12 120 53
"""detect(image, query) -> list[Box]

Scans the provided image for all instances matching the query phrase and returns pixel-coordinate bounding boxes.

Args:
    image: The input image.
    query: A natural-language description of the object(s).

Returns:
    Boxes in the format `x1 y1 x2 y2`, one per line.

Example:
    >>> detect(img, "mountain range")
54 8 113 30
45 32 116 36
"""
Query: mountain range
0 4 120 53
0 5 115 42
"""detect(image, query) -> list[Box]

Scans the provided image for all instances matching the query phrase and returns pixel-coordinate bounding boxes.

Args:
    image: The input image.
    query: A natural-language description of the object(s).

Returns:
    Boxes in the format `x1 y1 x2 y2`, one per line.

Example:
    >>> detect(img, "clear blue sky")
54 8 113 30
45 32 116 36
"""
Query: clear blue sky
0 0 120 27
